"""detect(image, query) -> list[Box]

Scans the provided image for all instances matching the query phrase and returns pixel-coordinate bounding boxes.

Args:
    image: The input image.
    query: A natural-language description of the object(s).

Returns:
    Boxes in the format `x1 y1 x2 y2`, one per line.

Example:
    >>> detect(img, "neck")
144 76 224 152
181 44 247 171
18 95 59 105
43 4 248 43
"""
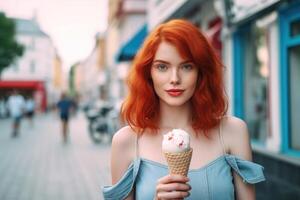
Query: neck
158 101 193 130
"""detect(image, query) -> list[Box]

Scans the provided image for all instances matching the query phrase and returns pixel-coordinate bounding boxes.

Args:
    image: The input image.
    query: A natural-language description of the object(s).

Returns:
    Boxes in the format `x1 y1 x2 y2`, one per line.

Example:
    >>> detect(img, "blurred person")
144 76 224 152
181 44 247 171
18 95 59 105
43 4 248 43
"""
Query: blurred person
25 96 35 127
7 90 25 137
57 93 74 143
102 19 265 200
0 97 7 118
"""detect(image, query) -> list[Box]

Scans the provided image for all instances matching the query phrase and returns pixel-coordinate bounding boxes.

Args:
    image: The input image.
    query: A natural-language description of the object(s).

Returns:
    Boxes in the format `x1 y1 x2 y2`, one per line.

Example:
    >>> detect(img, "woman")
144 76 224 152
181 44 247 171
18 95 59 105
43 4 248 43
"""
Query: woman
102 19 265 200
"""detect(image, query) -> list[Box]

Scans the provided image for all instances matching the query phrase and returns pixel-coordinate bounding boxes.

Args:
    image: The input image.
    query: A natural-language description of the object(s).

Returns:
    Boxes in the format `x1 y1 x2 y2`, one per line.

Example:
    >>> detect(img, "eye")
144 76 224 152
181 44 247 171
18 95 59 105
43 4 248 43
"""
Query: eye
155 63 168 72
181 63 194 71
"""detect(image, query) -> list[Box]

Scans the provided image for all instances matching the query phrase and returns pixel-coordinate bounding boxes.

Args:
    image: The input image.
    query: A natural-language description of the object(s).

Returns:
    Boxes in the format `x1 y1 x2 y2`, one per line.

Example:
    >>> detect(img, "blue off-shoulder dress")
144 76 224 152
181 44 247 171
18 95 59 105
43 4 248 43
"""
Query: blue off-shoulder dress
102 126 265 200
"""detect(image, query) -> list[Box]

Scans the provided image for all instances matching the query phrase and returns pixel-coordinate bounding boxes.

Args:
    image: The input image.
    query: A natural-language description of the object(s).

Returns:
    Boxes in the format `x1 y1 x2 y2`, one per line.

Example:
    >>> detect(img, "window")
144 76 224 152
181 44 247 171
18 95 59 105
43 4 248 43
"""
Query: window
243 21 270 143
31 38 35 50
290 19 300 37
155 0 163 6
30 61 35 73
288 45 300 150
13 64 18 72
279 3 300 153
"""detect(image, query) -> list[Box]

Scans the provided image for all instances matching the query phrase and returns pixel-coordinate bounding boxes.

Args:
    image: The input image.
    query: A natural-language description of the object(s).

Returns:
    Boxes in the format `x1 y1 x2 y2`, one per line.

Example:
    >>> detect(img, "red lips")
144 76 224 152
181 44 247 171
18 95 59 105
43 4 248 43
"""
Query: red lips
166 89 184 97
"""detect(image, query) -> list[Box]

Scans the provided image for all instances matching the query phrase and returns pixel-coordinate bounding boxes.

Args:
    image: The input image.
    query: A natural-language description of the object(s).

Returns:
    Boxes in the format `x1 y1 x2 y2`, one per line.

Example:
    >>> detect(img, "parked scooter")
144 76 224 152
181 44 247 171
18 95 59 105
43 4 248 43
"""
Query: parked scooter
85 101 119 143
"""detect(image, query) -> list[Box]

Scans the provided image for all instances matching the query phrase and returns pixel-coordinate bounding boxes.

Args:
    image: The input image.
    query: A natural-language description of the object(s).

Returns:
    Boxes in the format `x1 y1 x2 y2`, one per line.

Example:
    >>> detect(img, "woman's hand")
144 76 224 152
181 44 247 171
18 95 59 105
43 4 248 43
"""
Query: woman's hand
155 174 191 200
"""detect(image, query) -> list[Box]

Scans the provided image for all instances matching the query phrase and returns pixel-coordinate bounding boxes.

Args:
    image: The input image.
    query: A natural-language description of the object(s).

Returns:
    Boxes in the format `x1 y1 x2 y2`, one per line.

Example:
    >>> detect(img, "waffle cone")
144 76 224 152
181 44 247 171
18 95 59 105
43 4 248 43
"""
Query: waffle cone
163 148 193 176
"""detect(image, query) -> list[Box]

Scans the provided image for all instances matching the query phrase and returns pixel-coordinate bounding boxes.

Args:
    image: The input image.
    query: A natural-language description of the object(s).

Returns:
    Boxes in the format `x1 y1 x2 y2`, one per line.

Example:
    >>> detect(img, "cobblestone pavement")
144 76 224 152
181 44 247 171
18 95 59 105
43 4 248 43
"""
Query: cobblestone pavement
0 111 111 200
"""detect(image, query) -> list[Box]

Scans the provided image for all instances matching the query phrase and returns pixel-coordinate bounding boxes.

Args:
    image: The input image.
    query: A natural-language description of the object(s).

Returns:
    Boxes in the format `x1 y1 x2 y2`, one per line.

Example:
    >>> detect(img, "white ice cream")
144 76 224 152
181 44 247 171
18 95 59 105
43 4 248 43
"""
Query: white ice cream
162 129 190 153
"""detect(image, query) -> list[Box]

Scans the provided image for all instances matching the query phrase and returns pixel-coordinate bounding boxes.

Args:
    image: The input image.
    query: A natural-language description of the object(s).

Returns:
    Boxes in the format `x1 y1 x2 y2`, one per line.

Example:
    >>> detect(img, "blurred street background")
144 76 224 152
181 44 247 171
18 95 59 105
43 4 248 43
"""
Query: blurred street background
1 0 300 199
0 111 110 200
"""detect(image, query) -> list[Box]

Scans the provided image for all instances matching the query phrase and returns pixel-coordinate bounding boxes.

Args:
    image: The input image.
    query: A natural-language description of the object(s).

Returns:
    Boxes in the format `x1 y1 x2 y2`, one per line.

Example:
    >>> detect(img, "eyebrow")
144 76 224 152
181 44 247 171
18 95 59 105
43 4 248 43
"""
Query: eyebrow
153 59 192 65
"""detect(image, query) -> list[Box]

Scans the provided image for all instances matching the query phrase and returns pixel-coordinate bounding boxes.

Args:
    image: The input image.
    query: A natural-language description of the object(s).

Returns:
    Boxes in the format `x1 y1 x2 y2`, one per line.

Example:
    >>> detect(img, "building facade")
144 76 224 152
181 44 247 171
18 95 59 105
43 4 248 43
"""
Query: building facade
221 0 300 198
105 0 147 105
0 17 62 111
74 33 107 105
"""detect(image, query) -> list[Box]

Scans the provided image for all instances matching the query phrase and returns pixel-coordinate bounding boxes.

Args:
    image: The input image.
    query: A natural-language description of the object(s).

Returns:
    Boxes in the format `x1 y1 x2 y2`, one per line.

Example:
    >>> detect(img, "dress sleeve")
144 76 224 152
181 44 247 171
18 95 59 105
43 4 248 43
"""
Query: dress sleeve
225 154 265 184
102 159 141 200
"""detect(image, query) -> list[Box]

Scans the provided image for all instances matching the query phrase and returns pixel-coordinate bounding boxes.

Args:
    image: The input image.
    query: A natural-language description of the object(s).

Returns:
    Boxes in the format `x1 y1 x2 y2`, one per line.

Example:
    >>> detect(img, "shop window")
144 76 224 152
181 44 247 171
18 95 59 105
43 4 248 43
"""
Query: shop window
279 3 300 153
291 19 300 37
288 45 300 150
243 22 270 143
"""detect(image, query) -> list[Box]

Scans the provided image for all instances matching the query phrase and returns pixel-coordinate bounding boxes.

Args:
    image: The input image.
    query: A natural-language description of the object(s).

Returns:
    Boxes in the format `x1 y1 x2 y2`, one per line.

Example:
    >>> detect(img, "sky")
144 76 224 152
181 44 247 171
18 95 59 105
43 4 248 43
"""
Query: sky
0 0 108 71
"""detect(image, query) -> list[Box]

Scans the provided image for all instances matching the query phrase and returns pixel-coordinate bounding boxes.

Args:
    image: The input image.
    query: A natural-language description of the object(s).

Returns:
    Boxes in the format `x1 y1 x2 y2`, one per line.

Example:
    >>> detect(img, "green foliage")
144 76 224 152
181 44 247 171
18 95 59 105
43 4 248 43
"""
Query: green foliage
68 63 77 97
0 12 24 76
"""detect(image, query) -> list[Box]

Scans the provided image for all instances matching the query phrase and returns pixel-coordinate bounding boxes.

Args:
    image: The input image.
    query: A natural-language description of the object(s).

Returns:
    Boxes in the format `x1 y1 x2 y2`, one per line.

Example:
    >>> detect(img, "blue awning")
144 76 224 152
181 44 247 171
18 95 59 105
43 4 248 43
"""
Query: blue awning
116 24 147 62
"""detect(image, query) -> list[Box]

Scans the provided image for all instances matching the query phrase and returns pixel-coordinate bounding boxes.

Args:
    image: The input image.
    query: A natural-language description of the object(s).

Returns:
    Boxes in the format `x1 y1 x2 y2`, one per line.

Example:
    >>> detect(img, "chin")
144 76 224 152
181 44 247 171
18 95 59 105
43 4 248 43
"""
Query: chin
161 98 190 107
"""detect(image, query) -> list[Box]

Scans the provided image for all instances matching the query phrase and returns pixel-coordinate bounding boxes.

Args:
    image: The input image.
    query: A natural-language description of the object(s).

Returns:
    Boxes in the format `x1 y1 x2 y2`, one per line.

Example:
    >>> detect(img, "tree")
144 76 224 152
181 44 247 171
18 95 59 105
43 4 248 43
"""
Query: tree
0 12 24 78
68 63 78 97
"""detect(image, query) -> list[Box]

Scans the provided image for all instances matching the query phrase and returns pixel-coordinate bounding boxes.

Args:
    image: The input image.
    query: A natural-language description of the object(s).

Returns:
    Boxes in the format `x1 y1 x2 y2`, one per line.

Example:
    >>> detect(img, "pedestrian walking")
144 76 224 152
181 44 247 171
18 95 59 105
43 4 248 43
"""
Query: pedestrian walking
0 97 8 118
57 93 74 143
102 19 265 200
25 96 35 127
7 90 25 137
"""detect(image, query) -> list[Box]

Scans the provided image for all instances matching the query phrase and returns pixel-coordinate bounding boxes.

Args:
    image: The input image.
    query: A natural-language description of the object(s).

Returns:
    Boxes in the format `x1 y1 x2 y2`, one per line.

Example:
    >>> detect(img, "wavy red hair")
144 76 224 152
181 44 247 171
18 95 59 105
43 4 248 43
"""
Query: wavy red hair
121 19 228 134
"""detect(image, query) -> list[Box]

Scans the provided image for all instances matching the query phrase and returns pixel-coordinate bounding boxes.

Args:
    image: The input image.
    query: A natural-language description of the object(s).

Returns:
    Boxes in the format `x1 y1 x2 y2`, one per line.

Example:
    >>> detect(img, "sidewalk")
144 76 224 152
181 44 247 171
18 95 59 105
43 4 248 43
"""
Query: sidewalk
0 111 111 200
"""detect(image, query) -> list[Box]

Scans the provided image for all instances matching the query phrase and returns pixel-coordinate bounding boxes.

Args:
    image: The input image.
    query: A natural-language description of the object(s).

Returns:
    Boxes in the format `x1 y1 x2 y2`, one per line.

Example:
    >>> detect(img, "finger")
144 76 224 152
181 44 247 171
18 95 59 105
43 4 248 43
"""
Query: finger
160 198 184 200
158 174 189 184
157 191 190 199
157 182 191 192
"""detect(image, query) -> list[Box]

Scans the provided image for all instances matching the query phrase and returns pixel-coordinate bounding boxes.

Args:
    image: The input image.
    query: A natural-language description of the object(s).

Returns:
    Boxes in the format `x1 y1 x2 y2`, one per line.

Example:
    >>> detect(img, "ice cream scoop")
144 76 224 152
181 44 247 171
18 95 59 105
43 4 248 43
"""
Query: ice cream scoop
162 129 190 153
162 129 193 176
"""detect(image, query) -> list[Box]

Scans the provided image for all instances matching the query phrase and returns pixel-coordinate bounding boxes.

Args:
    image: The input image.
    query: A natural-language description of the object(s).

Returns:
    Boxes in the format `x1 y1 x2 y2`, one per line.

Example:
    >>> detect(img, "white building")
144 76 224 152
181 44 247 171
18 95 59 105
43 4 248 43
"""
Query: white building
1 17 60 109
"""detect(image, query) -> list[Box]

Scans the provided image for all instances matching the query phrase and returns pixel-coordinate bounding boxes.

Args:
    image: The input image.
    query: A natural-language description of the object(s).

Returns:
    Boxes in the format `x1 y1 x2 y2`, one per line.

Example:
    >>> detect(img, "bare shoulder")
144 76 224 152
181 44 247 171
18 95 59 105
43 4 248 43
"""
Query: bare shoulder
221 115 248 135
221 116 252 160
112 125 136 148
111 126 137 184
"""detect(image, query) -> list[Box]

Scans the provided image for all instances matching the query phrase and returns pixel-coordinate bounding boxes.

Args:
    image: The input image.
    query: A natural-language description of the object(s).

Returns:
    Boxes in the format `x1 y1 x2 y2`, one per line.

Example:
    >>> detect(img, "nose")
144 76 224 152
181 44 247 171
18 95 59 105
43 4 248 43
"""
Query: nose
170 68 180 85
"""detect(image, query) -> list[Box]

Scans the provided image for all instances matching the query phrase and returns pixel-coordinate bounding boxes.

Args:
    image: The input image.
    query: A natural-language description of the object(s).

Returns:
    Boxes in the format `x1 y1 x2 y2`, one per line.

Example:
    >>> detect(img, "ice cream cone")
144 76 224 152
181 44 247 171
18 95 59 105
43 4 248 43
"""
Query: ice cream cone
164 148 193 176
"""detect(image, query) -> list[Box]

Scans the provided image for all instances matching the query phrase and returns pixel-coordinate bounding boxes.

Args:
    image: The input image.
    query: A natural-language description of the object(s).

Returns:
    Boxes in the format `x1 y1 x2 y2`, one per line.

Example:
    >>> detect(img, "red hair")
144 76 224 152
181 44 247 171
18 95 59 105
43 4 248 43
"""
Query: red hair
121 19 228 134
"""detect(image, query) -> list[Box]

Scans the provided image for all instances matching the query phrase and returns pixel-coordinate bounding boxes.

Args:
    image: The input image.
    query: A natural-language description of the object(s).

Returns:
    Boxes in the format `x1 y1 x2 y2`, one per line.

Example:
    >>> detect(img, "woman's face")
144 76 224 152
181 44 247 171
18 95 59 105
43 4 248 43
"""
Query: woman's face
151 41 199 107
